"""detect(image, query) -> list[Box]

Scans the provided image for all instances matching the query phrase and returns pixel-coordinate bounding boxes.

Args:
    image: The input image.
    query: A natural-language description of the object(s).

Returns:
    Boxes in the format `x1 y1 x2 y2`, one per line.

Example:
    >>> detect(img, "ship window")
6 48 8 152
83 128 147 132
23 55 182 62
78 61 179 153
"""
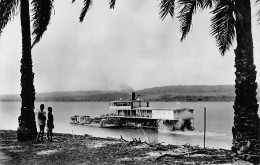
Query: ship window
133 102 140 108
116 102 128 106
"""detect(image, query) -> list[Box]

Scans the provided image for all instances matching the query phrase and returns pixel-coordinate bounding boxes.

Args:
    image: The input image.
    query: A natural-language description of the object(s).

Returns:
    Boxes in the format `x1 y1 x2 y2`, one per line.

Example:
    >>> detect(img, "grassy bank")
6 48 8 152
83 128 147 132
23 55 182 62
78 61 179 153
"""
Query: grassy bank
0 130 253 165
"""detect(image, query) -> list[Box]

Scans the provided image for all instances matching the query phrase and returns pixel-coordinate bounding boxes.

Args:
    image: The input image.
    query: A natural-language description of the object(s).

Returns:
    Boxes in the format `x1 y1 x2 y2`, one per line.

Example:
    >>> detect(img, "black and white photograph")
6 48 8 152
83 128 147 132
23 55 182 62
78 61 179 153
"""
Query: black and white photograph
0 0 260 164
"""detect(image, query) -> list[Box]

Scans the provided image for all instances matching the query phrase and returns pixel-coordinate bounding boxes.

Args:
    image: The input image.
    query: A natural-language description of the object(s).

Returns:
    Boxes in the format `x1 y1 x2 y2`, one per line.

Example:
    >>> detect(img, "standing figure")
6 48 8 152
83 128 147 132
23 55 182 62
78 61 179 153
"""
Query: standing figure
47 107 54 141
37 104 46 142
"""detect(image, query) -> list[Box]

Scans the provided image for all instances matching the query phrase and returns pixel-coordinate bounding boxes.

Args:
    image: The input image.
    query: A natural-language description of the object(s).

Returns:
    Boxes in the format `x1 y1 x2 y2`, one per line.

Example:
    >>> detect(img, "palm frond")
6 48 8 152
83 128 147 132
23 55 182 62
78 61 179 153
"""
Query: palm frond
256 0 260 23
177 0 216 41
31 0 54 47
159 0 175 20
79 0 92 22
178 0 215 10
201 0 218 9
0 0 19 35
210 0 235 55
109 0 116 9
177 0 196 41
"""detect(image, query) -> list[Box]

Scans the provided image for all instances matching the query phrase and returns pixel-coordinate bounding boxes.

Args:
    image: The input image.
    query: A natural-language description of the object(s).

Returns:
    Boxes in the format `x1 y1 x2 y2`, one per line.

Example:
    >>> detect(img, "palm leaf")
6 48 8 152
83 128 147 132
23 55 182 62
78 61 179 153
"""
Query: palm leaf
177 0 215 41
177 0 196 41
31 0 54 47
256 0 260 23
0 0 19 35
178 0 215 11
109 0 116 9
159 0 175 20
201 0 217 9
210 0 235 55
79 0 92 22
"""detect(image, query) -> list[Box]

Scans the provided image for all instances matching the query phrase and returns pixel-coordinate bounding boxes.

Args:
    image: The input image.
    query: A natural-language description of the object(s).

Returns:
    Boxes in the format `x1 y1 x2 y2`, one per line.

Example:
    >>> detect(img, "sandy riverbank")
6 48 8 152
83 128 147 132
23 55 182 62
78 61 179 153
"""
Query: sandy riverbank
0 130 253 165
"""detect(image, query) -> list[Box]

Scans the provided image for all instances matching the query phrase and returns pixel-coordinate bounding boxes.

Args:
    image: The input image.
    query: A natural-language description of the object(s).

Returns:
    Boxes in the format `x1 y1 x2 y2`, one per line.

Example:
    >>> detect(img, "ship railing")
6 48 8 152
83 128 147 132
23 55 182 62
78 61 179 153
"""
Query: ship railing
116 114 152 118
132 105 149 108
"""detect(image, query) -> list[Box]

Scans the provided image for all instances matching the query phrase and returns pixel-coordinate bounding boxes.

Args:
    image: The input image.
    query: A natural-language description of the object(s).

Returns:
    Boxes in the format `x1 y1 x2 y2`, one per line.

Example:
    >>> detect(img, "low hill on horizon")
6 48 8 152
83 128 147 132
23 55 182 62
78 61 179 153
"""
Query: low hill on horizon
1 85 259 102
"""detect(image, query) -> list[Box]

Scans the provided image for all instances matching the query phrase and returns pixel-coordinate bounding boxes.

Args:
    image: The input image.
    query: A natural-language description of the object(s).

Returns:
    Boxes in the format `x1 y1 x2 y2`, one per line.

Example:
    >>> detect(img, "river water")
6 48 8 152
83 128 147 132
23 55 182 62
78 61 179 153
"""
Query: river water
0 101 236 149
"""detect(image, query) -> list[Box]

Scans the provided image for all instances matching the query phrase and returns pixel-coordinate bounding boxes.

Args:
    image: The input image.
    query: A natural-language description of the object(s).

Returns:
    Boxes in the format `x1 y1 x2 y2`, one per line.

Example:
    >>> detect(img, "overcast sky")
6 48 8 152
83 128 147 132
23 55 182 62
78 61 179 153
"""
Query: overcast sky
0 0 260 94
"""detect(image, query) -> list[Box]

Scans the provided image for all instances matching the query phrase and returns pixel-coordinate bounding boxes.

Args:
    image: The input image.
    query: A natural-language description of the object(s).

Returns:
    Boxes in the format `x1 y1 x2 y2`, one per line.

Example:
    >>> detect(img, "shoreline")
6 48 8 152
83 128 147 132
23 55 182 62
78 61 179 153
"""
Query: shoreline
0 130 253 165
0 100 235 102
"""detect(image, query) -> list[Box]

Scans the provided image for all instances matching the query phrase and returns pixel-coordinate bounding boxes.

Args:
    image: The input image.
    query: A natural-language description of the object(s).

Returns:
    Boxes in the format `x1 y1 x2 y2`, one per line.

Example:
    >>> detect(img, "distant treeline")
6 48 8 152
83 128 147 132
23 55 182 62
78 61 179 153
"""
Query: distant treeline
138 85 235 95
36 92 131 102
1 85 259 102
0 92 131 102
156 94 235 102
0 95 235 102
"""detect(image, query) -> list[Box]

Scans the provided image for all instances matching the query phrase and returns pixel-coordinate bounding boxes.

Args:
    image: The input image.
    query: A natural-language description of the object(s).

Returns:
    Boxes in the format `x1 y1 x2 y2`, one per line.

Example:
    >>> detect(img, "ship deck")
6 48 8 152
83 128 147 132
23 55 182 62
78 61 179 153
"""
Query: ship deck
108 116 184 120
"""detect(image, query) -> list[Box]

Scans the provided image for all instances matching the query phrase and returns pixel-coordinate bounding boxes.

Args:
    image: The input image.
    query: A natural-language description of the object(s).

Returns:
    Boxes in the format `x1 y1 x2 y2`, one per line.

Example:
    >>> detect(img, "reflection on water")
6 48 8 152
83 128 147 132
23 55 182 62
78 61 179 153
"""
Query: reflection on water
0 101 234 149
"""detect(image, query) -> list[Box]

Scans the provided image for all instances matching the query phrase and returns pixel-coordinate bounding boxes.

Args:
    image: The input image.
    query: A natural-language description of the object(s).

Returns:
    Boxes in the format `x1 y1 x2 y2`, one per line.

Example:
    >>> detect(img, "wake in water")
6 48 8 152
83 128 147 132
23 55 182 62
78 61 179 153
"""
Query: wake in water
158 129 231 139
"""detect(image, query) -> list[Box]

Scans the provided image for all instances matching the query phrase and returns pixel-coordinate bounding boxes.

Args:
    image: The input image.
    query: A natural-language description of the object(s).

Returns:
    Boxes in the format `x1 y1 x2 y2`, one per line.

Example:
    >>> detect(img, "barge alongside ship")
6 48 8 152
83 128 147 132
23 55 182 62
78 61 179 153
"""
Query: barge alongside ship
70 93 194 131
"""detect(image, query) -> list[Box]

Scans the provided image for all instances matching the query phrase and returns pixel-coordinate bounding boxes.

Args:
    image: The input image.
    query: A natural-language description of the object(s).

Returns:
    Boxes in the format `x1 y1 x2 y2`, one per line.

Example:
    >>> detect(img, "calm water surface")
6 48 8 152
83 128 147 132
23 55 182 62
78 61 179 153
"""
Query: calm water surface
0 102 235 149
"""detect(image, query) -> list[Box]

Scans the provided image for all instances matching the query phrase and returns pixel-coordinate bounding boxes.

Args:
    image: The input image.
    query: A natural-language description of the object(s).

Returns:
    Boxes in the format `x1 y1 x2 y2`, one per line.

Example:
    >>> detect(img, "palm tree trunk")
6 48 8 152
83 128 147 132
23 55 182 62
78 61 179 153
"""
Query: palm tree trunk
232 0 260 162
17 0 37 141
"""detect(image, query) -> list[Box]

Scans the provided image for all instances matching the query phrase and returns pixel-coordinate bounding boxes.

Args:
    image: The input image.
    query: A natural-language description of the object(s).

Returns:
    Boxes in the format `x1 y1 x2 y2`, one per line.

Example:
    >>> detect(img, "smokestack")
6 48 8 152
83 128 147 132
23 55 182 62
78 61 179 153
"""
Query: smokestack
132 92 135 100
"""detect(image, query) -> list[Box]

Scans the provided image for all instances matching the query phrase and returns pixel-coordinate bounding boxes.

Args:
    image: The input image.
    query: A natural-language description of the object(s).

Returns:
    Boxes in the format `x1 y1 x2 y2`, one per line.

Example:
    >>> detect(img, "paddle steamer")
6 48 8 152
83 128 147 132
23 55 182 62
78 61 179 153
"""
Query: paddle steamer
71 92 194 131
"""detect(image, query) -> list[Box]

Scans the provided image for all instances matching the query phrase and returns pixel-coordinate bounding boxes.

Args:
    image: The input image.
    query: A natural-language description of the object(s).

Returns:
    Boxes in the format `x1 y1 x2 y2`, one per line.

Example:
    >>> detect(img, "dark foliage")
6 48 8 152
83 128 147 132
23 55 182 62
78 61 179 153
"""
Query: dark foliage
109 0 116 9
177 0 196 41
0 0 19 35
31 0 55 47
72 0 92 22
257 0 260 22
159 0 175 20
210 0 235 55
1 0 55 141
